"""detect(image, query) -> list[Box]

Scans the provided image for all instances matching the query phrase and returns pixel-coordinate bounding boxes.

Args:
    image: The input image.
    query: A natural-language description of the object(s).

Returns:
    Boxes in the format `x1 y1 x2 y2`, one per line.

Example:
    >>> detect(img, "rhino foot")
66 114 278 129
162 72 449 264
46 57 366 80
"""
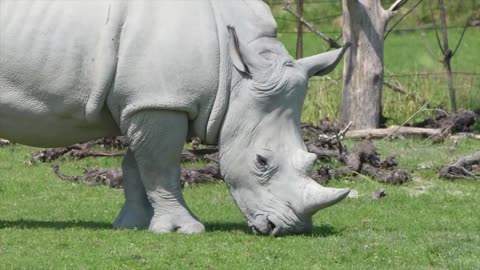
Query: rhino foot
113 202 153 230
149 214 205 234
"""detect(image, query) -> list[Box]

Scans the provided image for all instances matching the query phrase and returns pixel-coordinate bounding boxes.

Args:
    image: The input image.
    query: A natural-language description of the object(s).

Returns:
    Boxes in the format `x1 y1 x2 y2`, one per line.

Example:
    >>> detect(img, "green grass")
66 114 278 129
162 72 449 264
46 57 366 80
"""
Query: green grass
1 139 480 269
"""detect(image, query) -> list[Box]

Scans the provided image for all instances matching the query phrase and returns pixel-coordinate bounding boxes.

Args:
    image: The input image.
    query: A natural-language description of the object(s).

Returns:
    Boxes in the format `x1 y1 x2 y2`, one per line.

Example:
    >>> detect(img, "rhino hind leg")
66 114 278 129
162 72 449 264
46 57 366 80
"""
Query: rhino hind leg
123 110 205 234
113 149 153 229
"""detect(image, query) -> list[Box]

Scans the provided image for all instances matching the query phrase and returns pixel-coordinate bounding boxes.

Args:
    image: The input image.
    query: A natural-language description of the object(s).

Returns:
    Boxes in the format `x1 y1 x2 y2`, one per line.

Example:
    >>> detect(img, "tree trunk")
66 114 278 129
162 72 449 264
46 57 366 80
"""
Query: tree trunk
341 0 404 129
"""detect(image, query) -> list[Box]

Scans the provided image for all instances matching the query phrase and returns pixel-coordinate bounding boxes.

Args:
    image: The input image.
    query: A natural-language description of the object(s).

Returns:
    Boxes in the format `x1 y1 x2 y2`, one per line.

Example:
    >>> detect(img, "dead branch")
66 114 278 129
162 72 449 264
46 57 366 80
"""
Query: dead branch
52 162 223 189
181 148 219 163
180 163 222 187
362 165 411 184
312 140 411 185
440 151 480 180
317 121 352 144
388 0 409 13
68 148 126 159
383 81 427 104
451 16 470 57
32 145 126 163
32 141 219 163
346 126 442 139
52 164 123 188
283 1 341 48
306 144 340 160
412 110 477 133
384 0 423 40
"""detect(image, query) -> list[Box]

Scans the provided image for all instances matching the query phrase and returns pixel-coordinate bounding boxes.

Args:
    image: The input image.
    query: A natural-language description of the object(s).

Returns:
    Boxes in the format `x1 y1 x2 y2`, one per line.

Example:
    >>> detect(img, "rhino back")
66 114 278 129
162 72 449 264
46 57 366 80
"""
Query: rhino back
0 0 124 146
0 0 222 145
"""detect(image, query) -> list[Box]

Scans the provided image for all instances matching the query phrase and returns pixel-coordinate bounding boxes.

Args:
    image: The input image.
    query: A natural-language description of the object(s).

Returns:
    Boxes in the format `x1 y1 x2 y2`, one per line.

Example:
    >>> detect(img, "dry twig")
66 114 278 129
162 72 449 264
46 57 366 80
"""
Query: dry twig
282 1 341 48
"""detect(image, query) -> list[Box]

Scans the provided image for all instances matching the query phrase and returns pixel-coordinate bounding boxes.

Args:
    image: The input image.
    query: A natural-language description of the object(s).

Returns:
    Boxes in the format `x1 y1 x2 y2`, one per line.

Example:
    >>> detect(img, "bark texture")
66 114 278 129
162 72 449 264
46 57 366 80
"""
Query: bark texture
341 0 399 129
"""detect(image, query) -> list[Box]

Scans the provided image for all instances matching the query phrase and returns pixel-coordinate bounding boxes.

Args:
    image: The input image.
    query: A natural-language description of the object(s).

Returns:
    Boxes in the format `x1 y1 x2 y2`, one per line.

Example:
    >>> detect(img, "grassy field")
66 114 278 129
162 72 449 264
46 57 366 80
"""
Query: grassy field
1 138 480 269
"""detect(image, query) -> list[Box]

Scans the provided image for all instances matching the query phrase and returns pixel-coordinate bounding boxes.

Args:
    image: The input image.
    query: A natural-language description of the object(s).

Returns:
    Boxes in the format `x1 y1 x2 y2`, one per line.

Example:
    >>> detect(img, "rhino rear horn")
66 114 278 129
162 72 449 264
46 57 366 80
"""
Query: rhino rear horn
297 43 351 78
227 25 269 76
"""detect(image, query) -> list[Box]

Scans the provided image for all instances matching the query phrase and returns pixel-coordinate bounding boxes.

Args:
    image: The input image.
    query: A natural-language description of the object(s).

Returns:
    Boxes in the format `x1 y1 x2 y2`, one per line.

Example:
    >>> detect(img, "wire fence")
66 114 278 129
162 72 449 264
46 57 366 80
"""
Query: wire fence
266 0 479 121
269 1 480 78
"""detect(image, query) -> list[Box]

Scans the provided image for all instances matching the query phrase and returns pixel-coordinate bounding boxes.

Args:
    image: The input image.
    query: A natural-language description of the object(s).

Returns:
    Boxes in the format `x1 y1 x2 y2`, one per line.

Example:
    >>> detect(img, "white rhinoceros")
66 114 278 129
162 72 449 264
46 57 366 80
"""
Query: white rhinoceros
0 0 350 236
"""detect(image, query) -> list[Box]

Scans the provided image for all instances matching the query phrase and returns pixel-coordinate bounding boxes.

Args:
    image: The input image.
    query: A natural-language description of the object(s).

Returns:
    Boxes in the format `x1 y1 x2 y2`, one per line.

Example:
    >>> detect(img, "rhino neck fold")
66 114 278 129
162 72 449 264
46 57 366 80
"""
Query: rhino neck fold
204 0 232 145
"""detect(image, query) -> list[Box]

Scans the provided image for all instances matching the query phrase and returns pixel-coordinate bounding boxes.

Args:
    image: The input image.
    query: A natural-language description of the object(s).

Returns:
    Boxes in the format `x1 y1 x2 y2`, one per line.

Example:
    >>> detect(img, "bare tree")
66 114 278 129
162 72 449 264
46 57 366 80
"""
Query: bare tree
341 0 409 129
428 0 469 113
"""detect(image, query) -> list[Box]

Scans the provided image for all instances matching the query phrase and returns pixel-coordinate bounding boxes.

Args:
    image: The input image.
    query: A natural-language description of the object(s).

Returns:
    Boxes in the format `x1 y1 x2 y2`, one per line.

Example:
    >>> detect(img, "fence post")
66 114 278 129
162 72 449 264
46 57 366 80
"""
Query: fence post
296 0 304 59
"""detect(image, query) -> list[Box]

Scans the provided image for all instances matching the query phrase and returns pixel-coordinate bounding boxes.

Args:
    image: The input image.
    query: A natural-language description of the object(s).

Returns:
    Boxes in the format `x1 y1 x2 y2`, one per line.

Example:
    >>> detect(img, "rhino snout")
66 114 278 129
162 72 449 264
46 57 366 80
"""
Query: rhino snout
248 215 276 236
248 213 312 236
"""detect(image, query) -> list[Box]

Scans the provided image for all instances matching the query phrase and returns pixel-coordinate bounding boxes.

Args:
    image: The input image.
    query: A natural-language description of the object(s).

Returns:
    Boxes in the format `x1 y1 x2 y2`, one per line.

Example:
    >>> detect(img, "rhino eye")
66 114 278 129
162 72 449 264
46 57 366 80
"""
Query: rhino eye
255 154 269 169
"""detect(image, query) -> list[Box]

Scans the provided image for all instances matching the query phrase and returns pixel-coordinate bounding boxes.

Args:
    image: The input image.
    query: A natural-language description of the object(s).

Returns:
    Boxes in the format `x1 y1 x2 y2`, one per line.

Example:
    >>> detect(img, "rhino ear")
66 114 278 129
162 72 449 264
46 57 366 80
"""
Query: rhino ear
297 43 351 78
227 26 269 76
227 26 250 75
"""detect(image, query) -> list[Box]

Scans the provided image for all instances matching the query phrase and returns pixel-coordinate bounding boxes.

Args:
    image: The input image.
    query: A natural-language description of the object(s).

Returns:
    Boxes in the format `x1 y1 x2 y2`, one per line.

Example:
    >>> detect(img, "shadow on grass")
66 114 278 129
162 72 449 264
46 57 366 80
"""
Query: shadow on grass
205 221 251 233
311 224 344 237
205 221 341 237
0 219 343 237
0 219 112 230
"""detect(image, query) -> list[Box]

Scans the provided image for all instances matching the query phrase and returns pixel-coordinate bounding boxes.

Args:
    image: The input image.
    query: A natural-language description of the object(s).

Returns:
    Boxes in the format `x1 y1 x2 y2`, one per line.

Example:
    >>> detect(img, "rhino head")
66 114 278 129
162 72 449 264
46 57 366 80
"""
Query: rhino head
218 27 350 236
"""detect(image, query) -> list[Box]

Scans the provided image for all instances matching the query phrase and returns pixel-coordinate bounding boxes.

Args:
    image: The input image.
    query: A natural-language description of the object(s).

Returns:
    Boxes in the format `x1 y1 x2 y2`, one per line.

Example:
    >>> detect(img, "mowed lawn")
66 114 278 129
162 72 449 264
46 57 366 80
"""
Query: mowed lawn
0 138 479 269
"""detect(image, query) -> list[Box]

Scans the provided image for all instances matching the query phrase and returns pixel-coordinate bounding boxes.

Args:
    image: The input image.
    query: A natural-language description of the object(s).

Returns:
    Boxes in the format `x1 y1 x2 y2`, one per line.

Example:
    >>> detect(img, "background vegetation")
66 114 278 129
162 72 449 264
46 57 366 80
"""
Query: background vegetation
268 0 480 124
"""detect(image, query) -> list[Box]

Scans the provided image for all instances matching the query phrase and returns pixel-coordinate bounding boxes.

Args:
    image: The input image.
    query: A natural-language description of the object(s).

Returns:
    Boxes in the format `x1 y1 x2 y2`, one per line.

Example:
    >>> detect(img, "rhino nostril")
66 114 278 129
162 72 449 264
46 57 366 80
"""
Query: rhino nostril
267 219 275 231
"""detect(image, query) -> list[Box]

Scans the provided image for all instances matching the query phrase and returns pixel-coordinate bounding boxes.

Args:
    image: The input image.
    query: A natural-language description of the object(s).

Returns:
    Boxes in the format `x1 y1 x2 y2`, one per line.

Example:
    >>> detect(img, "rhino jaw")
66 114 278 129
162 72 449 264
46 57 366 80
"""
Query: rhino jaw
303 181 350 215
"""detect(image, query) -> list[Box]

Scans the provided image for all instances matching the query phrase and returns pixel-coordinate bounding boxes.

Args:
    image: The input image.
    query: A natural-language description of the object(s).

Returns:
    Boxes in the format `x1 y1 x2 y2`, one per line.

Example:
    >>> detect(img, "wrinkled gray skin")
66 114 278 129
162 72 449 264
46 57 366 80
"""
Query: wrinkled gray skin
0 0 350 236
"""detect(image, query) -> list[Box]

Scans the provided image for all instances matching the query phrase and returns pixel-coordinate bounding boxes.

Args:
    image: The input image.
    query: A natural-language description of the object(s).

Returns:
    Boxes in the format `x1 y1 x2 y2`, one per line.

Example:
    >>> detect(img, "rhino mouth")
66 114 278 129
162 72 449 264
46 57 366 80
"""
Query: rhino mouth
248 216 277 236
248 214 299 236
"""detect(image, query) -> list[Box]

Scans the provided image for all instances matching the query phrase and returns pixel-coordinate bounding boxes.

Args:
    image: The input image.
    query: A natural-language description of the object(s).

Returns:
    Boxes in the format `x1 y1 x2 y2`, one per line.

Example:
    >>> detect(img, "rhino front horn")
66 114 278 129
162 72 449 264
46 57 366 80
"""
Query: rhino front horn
303 180 350 215
297 43 351 78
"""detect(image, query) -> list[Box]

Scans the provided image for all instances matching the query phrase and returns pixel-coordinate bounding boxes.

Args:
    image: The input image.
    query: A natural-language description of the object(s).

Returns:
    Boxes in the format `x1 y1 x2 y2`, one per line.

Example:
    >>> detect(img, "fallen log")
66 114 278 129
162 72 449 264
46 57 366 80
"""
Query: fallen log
440 151 480 180
448 133 480 141
345 126 442 139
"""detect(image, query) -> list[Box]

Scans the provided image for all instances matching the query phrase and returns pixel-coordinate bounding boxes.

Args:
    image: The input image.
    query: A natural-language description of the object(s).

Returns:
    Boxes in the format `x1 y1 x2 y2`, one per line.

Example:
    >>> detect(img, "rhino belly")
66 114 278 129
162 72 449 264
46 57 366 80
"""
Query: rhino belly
0 94 120 148
0 76 120 147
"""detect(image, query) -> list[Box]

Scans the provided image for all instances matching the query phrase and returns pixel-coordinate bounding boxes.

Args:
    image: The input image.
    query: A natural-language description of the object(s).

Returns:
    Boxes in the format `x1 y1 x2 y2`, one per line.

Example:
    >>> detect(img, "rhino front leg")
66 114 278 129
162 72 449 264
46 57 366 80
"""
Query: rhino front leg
124 110 205 234
113 149 153 229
